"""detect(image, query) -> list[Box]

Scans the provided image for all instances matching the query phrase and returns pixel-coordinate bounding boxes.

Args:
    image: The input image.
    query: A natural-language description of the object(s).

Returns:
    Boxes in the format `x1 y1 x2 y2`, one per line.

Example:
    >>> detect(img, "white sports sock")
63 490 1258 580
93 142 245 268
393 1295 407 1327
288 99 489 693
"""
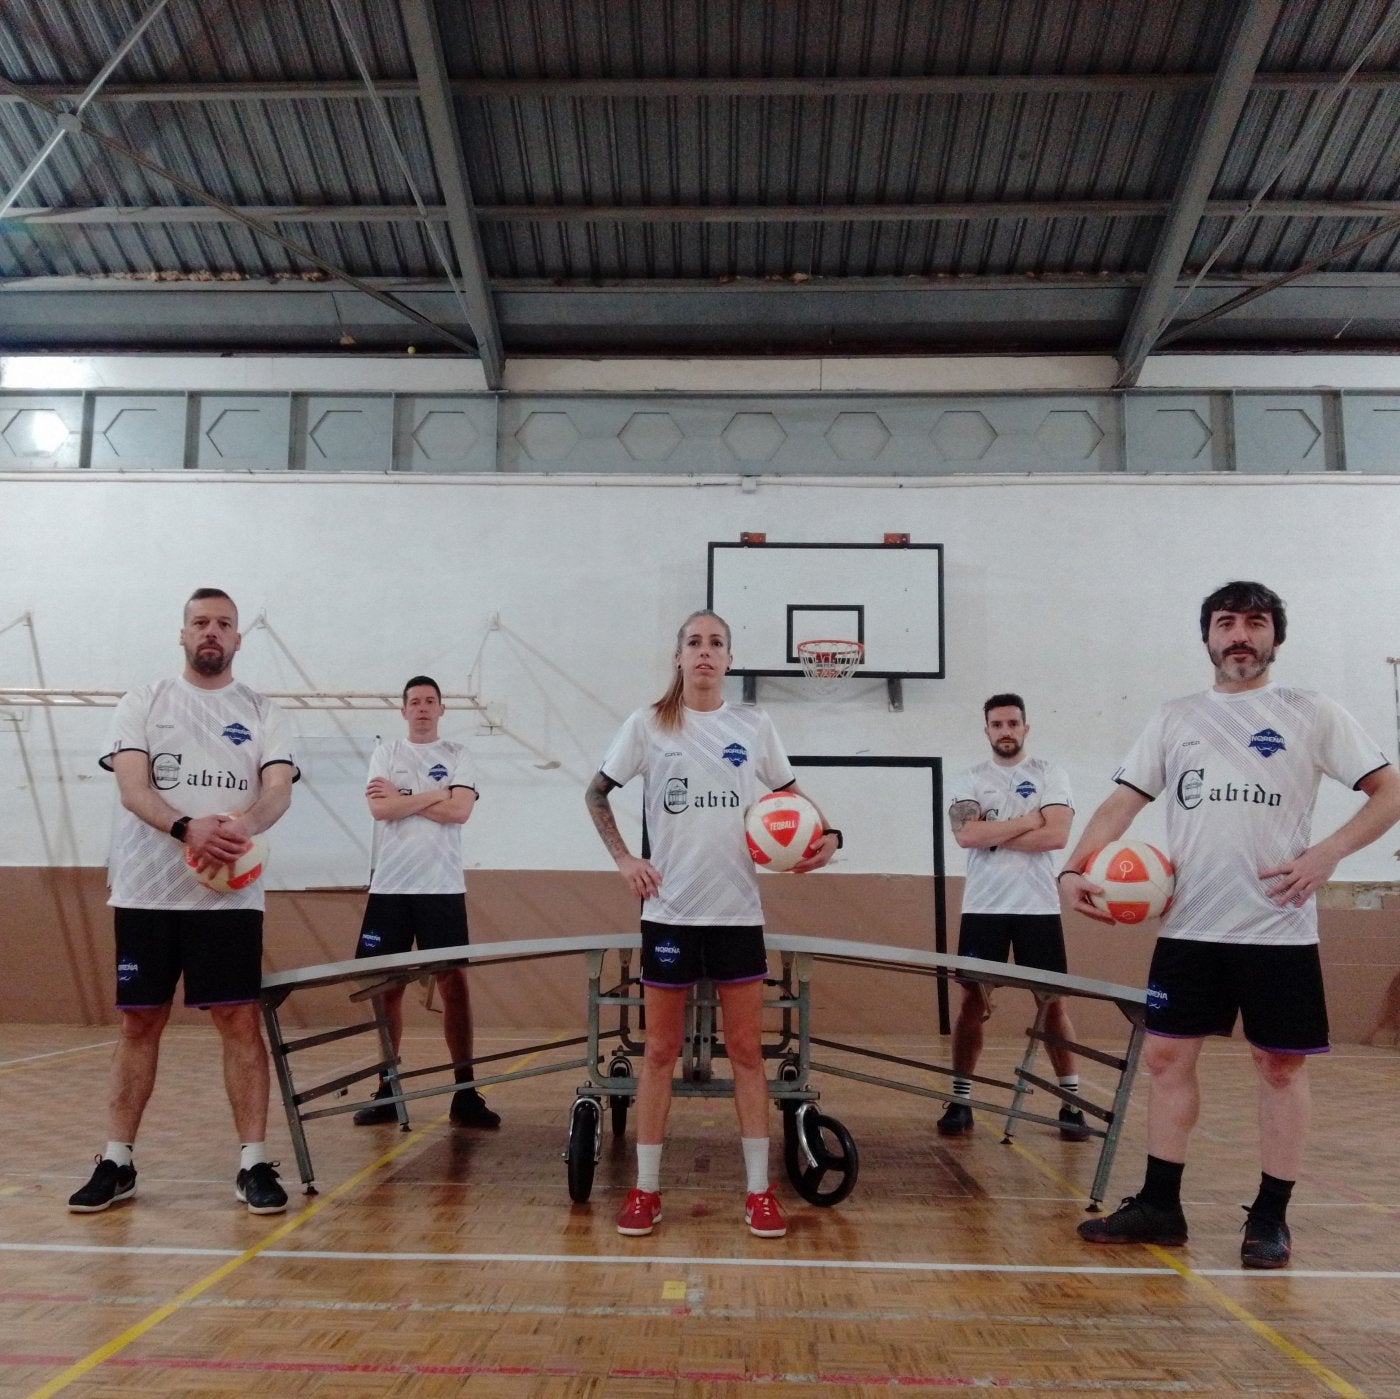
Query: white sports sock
239 1142 269 1173
635 1143 662 1193
741 1137 770 1194
952 1078 973 1101
1059 1074 1080 1097
104 1142 134 1168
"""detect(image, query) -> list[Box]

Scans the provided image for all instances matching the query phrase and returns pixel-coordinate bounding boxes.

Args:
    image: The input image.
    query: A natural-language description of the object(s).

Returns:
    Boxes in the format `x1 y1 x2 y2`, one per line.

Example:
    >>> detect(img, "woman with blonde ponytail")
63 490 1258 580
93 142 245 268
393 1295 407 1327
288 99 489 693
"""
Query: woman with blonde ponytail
585 610 838 1241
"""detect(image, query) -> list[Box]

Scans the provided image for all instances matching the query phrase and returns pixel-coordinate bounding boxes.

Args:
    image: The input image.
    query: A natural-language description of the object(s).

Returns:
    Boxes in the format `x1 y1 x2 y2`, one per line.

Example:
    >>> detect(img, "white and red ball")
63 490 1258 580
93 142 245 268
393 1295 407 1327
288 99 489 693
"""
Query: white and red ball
745 791 825 872
185 831 268 893
1083 840 1174 924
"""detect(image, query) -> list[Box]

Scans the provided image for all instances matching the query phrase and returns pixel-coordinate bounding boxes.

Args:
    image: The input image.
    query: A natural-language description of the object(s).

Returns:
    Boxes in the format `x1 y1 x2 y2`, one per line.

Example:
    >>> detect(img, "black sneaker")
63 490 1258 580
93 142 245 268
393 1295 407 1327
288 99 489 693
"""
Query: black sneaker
1078 1195 1187 1246
1058 1105 1092 1142
68 1156 136 1213
936 1102 973 1136
450 1087 501 1129
235 1162 288 1215
1240 1207 1291 1269
352 1080 400 1126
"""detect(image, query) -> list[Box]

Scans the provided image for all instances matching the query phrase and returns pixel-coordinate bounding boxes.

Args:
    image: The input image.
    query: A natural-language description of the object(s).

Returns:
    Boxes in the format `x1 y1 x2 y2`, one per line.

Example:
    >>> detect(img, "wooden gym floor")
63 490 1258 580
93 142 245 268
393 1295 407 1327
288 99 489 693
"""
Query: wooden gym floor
3 1024 1398 1398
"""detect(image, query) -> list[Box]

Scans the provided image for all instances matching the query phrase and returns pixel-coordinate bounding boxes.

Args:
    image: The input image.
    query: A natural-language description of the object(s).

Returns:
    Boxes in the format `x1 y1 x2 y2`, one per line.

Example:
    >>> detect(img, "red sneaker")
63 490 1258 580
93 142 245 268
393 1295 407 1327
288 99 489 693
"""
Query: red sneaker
745 1185 788 1238
616 1188 662 1236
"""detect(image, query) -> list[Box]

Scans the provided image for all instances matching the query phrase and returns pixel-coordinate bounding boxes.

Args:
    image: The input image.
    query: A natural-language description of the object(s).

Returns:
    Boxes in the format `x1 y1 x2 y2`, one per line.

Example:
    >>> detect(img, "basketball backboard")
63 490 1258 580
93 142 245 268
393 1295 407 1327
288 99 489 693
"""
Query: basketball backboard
707 541 944 680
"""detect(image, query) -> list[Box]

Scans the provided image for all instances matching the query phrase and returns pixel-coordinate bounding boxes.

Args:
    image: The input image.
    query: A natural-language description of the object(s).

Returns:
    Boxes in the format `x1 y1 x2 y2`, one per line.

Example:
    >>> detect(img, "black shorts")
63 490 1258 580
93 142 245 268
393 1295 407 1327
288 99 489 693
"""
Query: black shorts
956 912 1068 976
356 893 469 958
640 921 767 988
114 907 264 1009
1146 938 1330 1053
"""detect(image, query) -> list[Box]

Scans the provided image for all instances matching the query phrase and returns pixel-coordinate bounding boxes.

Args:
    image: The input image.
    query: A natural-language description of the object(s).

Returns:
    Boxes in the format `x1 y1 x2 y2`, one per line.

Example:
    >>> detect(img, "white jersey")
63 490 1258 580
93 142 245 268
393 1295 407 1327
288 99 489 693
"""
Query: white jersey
1115 684 1389 946
102 677 297 912
950 756 1072 916
601 703 795 926
368 737 476 895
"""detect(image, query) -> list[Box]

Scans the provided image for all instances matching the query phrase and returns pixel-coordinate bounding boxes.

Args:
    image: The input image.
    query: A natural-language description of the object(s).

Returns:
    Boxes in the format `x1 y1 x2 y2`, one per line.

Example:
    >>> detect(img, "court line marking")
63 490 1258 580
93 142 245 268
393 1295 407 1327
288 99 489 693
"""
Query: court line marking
22 1062 528 1399
5 1239 1399 1280
2 1351 1217 1390
0 1042 115 1073
1144 1245 1366 1399
1006 1139 1367 1399
0 1289 1228 1327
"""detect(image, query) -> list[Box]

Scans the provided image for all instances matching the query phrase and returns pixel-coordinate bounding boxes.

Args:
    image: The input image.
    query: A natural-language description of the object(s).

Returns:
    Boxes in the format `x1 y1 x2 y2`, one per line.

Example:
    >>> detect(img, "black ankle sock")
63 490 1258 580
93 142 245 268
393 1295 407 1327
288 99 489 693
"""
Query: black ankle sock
1139 1155 1185 1211
1249 1172 1294 1222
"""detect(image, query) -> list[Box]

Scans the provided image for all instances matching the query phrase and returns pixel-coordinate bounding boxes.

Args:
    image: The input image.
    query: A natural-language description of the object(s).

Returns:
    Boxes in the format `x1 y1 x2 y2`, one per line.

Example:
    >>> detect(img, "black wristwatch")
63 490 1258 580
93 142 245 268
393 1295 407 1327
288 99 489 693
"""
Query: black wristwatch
823 828 844 850
169 816 191 842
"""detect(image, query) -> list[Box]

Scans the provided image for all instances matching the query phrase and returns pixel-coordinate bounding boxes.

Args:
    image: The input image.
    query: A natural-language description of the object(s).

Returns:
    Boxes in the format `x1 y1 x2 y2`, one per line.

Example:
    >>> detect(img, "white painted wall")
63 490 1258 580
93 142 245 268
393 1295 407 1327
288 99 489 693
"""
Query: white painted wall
7 351 1400 395
3 471 1398 883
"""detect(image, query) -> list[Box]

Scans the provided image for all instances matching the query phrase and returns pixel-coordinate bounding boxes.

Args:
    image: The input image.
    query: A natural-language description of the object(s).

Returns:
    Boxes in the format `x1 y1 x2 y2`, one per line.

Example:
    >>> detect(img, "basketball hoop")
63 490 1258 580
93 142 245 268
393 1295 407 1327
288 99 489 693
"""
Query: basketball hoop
796 639 864 695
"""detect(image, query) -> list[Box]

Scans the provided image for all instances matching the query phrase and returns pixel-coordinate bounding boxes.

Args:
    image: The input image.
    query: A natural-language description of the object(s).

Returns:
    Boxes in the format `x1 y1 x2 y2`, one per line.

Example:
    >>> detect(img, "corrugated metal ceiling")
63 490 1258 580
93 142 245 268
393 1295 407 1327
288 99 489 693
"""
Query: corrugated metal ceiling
2 0 1400 367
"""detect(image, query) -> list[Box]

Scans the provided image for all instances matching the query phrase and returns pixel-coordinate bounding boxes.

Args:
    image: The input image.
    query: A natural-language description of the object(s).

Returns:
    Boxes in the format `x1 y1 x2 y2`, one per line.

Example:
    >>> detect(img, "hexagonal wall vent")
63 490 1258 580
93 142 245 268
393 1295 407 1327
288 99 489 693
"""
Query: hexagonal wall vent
413 410 479 461
205 408 267 460
310 410 377 461
515 412 580 462
2 408 69 458
825 412 890 462
100 407 158 459
619 412 683 462
1035 409 1104 461
932 410 996 461
1146 408 1212 460
1261 408 1321 461
722 412 786 463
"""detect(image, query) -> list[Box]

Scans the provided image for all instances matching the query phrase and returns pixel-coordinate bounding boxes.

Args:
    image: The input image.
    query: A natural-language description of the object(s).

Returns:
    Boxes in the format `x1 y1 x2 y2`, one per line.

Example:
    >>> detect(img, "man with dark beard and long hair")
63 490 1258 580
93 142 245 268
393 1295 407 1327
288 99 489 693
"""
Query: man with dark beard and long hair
68 589 298 1216
1060 581 1400 1268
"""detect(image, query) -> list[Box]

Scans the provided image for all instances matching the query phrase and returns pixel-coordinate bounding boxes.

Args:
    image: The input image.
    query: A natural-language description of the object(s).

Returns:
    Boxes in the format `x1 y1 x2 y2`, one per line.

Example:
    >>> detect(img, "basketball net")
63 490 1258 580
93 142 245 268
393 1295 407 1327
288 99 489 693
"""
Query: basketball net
795 639 864 697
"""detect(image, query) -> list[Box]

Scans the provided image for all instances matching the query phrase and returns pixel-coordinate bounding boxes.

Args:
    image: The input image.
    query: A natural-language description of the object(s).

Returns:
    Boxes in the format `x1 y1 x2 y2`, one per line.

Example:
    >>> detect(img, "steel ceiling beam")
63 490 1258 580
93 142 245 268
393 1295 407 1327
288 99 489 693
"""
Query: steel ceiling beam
9 198 1400 227
1114 0 1285 387
1153 208 1400 348
0 0 172 218
5 279 1400 355
12 270 1400 293
397 0 503 388
2 72 1399 105
0 75 484 357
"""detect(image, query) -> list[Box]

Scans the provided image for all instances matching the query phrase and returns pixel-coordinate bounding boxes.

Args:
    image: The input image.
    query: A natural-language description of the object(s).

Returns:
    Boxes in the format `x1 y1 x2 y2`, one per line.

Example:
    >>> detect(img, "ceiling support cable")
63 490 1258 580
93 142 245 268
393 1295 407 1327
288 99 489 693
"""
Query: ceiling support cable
0 0 172 219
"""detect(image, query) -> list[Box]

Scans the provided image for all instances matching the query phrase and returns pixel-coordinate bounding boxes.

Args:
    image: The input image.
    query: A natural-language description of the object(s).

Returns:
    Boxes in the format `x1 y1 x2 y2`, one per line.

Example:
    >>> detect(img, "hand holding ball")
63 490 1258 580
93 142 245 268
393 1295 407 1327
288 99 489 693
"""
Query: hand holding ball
746 791 826 872
185 830 267 893
1082 841 1174 924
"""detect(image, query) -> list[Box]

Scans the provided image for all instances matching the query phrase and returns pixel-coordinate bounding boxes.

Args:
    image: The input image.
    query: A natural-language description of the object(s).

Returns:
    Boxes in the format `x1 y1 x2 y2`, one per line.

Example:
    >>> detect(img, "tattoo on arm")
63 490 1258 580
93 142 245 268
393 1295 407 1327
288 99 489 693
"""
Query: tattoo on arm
948 800 982 833
585 772 631 860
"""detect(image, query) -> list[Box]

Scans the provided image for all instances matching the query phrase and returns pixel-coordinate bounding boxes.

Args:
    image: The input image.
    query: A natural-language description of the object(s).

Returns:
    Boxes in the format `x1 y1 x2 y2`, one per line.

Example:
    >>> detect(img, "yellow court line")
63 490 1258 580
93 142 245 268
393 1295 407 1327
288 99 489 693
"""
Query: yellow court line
27 1066 529 1399
0 1043 117 1077
1144 1244 1366 1398
1005 1140 1366 1399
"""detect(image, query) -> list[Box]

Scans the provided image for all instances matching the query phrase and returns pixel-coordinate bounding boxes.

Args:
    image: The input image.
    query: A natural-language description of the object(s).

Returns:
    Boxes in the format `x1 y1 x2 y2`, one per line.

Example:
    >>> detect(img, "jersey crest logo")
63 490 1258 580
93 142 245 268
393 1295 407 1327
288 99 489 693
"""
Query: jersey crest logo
1248 727 1285 758
151 752 182 789
428 763 449 782
655 939 682 966
1015 780 1036 798
1176 768 1204 809
721 742 748 768
222 722 252 746
663 777 689 812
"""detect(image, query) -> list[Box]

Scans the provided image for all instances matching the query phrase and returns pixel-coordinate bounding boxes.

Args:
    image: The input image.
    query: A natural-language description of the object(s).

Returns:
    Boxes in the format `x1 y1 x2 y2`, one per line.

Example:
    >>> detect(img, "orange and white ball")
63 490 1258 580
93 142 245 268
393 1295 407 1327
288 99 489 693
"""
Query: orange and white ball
745 791 825 872
1083 841 1174 924
184 831 267 893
